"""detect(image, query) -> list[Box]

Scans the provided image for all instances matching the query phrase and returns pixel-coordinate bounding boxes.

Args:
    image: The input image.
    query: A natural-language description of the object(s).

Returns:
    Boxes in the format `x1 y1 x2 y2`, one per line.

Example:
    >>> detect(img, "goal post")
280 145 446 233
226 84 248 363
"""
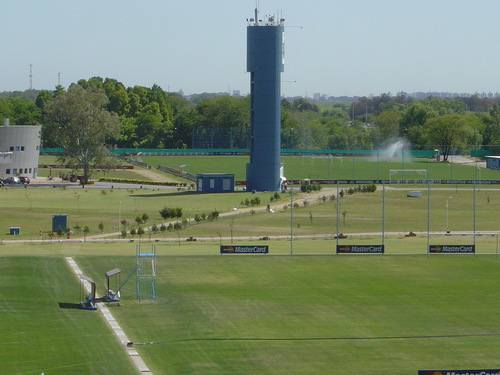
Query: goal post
389 169 427 182
426 232 499 256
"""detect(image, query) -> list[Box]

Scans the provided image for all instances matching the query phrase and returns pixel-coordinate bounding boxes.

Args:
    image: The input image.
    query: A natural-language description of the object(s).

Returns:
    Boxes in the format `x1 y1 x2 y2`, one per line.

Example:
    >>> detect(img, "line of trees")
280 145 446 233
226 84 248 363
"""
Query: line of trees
1 79 500 159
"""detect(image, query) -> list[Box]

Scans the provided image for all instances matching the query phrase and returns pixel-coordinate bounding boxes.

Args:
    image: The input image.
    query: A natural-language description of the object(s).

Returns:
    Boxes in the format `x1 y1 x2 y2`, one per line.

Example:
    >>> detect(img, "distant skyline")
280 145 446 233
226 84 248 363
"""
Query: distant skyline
2 1 500 98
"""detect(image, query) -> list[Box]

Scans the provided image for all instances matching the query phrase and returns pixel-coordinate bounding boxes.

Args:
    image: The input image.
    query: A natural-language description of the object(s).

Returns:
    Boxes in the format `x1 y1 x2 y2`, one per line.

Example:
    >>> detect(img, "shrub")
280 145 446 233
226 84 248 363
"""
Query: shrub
137 227 145 237
159 207 183 219
250 197 261 206
208 210 219 222
270 192 281 202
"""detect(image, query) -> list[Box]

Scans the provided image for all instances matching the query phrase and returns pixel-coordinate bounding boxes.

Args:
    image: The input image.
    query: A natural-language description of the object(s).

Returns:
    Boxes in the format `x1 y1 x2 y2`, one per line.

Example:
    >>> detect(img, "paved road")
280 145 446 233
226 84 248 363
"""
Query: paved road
1 179 182 190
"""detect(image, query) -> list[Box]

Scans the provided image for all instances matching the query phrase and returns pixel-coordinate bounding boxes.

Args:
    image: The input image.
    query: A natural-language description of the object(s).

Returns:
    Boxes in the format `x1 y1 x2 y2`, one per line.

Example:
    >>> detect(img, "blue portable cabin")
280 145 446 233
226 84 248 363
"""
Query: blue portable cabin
52 214 68 232
485 156 500 169
196 173 234 193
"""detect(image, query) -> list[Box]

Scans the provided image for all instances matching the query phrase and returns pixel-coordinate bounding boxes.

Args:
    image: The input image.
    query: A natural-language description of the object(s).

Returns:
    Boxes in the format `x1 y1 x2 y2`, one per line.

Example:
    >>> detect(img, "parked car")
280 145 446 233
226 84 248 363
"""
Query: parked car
3 176 21 184
19 176 30 184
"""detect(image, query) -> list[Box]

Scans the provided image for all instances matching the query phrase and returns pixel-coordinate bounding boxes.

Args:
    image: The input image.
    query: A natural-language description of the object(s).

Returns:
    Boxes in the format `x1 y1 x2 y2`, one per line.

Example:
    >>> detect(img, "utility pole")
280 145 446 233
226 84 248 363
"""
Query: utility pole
29 64 33 90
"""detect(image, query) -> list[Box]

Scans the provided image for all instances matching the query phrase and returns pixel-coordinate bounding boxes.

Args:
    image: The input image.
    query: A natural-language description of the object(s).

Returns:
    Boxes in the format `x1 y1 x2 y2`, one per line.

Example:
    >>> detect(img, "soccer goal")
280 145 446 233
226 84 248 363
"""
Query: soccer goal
389 169 427 182
427 232 499 256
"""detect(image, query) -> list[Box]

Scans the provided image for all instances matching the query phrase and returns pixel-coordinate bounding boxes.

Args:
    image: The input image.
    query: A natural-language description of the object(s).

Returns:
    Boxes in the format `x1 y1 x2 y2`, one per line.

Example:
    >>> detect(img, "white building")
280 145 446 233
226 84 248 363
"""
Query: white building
0 119 42 179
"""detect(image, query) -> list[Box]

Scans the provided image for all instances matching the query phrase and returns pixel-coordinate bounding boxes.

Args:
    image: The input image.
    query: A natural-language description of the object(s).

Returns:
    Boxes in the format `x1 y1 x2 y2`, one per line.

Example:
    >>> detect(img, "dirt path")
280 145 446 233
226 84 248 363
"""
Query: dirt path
448 155 486 167
133 168 178 183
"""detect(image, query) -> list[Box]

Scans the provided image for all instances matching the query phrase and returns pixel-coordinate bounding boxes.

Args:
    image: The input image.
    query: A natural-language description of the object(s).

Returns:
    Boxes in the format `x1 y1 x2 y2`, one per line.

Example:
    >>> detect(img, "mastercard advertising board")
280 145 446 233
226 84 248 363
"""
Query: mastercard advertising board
429 245 475 254
220 245 268 254
336 245 384 254
418 369 500 375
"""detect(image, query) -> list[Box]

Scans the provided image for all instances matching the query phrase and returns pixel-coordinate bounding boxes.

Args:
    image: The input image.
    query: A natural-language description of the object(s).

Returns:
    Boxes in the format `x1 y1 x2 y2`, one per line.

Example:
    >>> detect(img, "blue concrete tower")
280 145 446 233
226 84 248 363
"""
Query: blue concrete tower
246 10 285 191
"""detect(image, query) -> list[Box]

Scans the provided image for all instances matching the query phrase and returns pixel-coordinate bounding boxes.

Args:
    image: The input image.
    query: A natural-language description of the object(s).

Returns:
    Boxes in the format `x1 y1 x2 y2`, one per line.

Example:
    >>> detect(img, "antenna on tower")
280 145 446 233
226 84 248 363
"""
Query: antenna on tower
29 64 33 90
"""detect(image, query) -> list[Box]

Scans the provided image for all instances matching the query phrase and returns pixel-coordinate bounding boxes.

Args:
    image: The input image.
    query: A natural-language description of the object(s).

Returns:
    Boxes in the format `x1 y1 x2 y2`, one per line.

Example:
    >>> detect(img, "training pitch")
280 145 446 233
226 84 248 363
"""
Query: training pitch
1 243 499 374
1 155 499 374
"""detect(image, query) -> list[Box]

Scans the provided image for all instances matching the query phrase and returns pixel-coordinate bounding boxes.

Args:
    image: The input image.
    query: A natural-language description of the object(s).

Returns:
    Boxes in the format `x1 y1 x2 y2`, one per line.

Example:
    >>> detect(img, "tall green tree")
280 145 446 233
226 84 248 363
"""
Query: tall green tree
424 114 482 161
196 95 249 129
373 109 403 144
45 84 122 183
483 104 500 148
0 97 41 125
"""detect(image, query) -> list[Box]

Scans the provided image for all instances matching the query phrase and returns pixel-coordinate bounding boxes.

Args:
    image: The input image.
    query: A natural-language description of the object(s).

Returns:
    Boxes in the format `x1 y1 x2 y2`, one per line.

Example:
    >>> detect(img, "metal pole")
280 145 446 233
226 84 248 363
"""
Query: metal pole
376 151 379 179
290 180 293 255
427 180 430 256
328 155 331 180
401 148 404 179
445 195 453 233
118 201 122 239
496 233 498 257
473 181 476 247
382 182 385 247
336 181 340 251
352 155 355 179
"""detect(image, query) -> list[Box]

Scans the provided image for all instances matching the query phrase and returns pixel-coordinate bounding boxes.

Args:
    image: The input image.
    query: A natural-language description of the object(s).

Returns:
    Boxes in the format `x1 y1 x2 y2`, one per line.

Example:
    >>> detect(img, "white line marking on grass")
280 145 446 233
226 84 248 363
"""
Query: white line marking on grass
65 257 153 374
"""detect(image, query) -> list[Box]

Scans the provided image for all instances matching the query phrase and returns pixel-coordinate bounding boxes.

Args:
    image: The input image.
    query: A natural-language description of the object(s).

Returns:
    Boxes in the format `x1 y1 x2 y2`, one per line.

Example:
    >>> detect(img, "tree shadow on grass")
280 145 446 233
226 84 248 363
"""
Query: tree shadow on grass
132 190 247 198
131 191 199 198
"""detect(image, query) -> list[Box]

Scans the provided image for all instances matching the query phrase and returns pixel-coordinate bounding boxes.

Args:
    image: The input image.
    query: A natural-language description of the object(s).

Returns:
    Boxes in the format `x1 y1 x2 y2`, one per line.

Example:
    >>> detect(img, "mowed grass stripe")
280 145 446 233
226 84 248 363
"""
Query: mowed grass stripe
0 256 138 375
84 254 500 375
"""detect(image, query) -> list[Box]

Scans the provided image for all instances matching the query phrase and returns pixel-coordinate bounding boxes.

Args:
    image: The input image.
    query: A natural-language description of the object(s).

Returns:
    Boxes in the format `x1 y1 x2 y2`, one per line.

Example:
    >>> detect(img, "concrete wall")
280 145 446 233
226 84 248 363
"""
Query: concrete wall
0 123 42 178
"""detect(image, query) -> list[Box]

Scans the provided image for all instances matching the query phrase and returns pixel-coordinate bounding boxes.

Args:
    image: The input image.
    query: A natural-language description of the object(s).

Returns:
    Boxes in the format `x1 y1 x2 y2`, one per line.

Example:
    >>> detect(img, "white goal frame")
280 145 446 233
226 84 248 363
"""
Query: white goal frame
389 169 427 182
427 232 499 256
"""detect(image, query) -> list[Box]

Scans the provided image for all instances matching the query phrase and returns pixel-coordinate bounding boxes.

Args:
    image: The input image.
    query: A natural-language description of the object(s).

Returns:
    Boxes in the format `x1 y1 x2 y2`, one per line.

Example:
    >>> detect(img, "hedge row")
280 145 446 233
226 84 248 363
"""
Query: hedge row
99 177 192 187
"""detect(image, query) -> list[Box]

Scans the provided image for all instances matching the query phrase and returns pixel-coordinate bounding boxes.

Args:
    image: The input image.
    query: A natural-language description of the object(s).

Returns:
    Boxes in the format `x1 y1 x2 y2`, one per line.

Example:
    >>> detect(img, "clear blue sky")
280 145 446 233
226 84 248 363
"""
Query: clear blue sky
2 0 500 97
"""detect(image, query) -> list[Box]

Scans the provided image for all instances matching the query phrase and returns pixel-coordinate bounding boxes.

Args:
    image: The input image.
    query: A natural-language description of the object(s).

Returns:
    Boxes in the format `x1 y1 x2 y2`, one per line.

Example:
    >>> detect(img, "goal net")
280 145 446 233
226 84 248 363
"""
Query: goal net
389 169 427 182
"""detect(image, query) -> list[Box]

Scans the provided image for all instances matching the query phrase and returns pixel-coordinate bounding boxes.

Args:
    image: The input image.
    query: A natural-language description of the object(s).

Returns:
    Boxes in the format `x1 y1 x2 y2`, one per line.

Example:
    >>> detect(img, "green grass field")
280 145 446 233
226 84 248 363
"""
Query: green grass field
1 156 499 374
3 184 499 256
141 154 500 181
2 247 499 374
0 255 138 375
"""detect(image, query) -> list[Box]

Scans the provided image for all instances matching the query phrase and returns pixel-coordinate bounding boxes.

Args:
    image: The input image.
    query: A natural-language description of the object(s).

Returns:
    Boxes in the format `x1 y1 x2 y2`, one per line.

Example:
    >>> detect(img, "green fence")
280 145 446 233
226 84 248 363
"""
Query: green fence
41 148 489 158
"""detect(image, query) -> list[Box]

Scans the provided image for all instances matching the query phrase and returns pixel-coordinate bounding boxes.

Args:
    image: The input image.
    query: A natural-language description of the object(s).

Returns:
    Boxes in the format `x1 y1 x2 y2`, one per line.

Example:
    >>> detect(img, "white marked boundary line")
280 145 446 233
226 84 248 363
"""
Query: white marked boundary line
65 257 153 374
